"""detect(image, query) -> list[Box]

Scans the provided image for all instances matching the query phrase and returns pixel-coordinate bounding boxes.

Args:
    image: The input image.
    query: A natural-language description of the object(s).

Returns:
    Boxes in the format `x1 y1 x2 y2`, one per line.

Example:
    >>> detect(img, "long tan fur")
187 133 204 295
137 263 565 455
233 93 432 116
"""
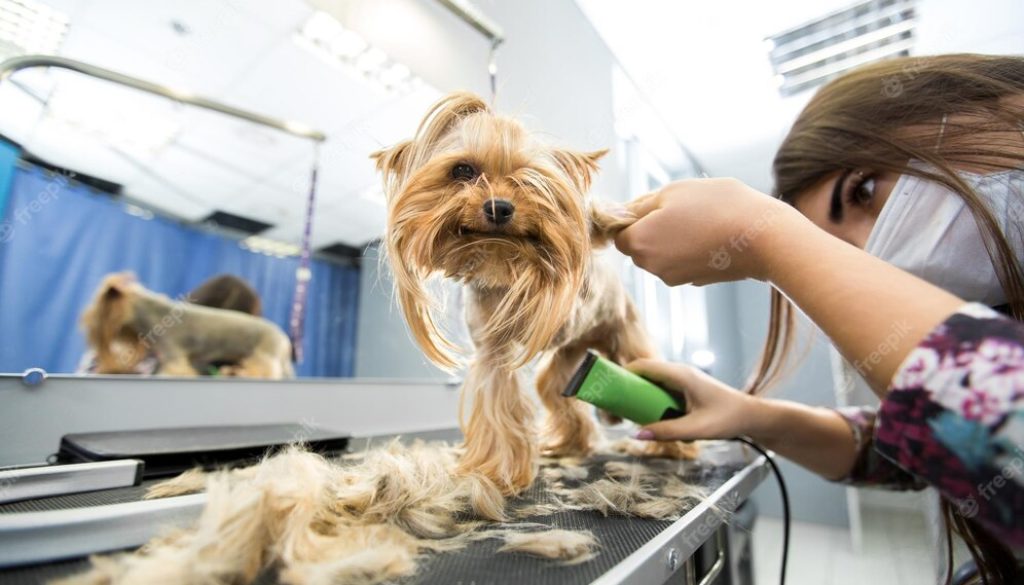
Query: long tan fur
62 439 714 584
374 91 697 496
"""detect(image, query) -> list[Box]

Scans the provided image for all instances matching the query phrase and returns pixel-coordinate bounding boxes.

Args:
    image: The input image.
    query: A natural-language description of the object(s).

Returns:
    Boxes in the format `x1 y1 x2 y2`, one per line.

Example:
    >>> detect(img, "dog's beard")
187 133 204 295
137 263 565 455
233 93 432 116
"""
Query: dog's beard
387 192 589 370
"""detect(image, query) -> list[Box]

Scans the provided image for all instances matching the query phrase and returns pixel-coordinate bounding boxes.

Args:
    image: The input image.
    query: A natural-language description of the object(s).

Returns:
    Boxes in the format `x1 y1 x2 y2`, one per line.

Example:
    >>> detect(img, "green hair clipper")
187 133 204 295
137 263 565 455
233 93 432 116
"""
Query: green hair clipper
562 350 686 425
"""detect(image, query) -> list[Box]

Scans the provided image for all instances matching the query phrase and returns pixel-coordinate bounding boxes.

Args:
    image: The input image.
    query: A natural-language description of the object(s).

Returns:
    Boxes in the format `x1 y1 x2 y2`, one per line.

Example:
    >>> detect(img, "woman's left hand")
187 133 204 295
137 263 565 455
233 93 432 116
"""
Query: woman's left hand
615 178 797 286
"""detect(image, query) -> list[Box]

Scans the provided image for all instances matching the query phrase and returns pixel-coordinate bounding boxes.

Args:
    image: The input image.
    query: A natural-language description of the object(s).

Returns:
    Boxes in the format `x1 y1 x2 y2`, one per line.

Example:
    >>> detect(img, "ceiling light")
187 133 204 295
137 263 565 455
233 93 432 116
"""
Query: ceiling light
765 0 917 97
240 235 302 258
45 78 182 153
0 0 69 61
379 63 410 87
294 10 427 97
354 48 387 73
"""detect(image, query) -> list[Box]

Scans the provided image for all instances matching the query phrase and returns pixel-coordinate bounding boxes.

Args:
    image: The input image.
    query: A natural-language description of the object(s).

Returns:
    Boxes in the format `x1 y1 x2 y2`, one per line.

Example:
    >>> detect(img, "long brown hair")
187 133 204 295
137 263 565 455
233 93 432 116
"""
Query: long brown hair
759 54 1024 584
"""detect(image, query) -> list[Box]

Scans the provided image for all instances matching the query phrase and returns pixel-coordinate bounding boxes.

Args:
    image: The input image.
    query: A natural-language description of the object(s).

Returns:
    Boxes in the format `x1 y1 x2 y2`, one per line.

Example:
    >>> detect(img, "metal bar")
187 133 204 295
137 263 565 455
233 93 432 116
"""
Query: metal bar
0 460 143 504
0 54 326 142
688 532 729 585
590 454 770 585
0 494 206 568
435 0 505 46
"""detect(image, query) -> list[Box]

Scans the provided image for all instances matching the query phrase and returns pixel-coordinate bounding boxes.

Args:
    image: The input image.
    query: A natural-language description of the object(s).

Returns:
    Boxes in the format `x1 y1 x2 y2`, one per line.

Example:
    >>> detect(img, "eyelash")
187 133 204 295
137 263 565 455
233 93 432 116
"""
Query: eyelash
847 174 876 206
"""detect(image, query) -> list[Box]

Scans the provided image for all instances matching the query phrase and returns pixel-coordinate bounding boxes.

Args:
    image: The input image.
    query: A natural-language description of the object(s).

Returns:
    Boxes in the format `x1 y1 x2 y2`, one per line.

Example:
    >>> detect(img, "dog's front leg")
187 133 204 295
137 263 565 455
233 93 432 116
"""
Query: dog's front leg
456 351 538 496
536 345 598 457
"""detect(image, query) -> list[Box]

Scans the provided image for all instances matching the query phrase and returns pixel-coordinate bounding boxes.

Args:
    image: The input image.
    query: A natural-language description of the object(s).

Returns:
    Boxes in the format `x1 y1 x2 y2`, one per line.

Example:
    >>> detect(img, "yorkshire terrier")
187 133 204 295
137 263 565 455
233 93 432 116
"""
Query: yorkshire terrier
80 272 294 378
374 92 696 495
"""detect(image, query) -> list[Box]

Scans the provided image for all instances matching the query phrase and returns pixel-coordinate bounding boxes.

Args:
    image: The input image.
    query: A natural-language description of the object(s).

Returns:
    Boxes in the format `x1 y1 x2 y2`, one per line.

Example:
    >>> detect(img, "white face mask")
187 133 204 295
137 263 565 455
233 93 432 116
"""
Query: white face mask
864 165 1024 307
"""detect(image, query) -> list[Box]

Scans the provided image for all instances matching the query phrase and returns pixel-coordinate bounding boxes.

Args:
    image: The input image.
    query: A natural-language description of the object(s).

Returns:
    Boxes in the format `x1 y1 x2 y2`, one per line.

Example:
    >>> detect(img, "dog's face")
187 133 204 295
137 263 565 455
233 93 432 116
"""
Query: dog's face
80 272 148 373
374 92 607 369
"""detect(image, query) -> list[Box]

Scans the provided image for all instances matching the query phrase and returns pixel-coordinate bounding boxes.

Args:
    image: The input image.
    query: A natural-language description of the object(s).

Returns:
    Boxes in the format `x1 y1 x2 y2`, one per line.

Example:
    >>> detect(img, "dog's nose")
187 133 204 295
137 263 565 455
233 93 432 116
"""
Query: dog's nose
482 199 515 225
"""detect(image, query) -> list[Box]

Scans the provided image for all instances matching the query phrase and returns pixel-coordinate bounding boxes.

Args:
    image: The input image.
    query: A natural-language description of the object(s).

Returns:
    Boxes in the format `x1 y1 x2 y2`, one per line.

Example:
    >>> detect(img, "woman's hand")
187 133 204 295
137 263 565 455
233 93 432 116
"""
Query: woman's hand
627 358 863 480
615 178 799 286
625 359 759 441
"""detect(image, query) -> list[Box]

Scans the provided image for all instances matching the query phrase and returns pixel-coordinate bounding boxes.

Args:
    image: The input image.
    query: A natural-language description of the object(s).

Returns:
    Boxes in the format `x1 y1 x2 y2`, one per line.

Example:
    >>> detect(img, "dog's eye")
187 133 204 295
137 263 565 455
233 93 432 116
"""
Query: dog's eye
451 163 478 181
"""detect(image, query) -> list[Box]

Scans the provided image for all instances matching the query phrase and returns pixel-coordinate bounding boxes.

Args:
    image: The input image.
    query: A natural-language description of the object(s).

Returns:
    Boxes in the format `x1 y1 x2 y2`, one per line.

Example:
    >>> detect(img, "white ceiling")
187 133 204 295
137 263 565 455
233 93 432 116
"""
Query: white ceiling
0 0 441 247
577 0 1024 192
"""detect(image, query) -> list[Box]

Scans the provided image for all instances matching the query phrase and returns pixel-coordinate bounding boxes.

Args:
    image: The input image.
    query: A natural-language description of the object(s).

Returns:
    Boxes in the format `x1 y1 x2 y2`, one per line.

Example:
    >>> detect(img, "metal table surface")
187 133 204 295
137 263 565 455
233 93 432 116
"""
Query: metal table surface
0 429 769 585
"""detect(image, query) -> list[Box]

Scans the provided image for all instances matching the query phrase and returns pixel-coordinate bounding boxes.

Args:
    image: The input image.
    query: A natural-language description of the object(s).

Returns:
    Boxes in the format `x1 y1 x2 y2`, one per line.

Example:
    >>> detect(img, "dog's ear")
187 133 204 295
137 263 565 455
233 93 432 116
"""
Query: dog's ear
550 148 608 193
371 140 413 186
589 202 635 248
416 91 490 147
372 92 490 199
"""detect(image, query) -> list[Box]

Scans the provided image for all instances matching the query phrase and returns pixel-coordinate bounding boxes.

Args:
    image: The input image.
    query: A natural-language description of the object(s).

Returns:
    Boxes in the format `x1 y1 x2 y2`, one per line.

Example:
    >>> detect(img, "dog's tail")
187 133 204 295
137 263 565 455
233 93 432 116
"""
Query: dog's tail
81 272 143 373
589 202 636 248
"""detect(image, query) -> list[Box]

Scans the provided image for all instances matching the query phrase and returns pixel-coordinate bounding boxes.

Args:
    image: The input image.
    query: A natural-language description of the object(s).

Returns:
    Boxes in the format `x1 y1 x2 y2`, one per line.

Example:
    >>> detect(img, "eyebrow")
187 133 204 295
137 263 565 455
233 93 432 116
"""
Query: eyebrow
829 170 851 223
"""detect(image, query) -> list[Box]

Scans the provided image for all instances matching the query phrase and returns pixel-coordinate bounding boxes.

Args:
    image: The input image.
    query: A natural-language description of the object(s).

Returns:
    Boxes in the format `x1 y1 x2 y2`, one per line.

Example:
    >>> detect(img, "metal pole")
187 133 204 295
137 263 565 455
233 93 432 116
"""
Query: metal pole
0 54 327 143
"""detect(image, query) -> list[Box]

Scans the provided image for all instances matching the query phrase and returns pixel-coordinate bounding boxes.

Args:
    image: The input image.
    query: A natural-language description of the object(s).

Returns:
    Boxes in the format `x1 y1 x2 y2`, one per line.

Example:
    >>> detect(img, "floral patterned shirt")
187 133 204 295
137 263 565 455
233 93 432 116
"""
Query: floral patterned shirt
835 304 1024 548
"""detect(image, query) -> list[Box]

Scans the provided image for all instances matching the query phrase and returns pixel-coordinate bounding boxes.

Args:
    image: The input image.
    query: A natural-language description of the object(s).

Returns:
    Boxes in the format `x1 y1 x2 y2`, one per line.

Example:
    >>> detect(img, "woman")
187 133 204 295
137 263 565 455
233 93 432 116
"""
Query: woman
615 54 1024 584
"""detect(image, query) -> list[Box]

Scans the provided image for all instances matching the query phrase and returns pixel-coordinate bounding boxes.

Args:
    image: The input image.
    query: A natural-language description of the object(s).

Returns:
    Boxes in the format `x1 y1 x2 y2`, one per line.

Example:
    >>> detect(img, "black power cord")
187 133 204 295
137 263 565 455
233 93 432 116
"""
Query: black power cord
732 436 789 585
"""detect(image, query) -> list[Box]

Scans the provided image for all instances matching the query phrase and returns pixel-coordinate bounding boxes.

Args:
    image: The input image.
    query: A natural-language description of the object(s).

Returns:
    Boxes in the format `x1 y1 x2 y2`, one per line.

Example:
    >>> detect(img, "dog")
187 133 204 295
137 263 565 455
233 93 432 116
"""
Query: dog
80 272 294 379
374 92 696 496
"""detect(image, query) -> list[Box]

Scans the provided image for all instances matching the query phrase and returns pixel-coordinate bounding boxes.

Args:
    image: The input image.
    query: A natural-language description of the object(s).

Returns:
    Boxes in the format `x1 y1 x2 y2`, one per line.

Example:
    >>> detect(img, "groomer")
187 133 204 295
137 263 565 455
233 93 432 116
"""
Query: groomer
615 54 1024 584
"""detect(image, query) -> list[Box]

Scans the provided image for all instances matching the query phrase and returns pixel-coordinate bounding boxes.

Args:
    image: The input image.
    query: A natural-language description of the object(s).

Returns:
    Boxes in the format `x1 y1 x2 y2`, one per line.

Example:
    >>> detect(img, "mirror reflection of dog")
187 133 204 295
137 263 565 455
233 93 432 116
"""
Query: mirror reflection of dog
375 92 697 496
80 272 294 378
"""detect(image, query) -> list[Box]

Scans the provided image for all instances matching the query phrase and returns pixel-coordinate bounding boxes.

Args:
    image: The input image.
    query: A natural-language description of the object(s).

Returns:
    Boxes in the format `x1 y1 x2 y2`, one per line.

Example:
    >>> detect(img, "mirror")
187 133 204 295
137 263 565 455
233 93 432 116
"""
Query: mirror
0 0 445 380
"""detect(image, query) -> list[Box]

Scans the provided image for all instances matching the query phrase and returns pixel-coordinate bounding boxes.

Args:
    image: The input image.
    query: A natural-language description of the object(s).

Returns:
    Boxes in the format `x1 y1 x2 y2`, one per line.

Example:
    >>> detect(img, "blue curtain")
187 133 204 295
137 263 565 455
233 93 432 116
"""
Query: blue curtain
0 158 359 377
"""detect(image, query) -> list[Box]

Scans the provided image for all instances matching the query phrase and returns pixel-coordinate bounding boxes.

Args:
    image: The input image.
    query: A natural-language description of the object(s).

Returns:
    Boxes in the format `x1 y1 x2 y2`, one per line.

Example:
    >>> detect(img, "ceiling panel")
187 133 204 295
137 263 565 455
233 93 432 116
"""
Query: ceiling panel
58 0 277 96
128 146 256 217
173 107 316 189
221 37 388 137
16 117 148 187
124 171 214 221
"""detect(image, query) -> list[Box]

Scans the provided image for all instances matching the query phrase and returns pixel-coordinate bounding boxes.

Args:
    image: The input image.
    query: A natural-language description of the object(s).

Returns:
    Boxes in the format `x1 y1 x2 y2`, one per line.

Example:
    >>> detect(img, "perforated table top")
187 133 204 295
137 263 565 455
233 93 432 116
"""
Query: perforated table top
0 430 768 585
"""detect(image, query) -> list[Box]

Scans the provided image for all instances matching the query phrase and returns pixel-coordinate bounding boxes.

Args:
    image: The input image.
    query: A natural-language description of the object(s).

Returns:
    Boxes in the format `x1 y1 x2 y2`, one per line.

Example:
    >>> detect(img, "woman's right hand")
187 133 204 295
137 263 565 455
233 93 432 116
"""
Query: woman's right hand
615 178 801 286
625 359 761 442
627 359 863 481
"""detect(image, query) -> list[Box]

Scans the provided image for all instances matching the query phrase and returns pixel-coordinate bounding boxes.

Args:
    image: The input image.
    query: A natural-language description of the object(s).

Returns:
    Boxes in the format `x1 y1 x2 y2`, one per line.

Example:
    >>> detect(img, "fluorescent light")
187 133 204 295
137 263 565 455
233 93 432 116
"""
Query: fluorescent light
0 0 68 60
45 77 182 153
123 204 154 220
240 235 301 258
294 10 427 96
765 0 918 97
379 63 410 87
45 78 182 153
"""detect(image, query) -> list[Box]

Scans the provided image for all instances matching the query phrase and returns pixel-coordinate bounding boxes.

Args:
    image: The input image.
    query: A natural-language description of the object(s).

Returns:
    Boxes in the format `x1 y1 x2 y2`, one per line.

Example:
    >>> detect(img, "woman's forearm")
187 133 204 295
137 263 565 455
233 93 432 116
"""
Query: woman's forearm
757 206 963 396
745 397 859 480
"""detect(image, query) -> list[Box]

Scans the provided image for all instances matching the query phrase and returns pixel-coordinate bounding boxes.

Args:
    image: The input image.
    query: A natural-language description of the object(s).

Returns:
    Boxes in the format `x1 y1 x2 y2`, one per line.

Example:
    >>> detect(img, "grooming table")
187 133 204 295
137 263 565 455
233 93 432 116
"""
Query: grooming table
0 428 768 585
1 376 768 583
